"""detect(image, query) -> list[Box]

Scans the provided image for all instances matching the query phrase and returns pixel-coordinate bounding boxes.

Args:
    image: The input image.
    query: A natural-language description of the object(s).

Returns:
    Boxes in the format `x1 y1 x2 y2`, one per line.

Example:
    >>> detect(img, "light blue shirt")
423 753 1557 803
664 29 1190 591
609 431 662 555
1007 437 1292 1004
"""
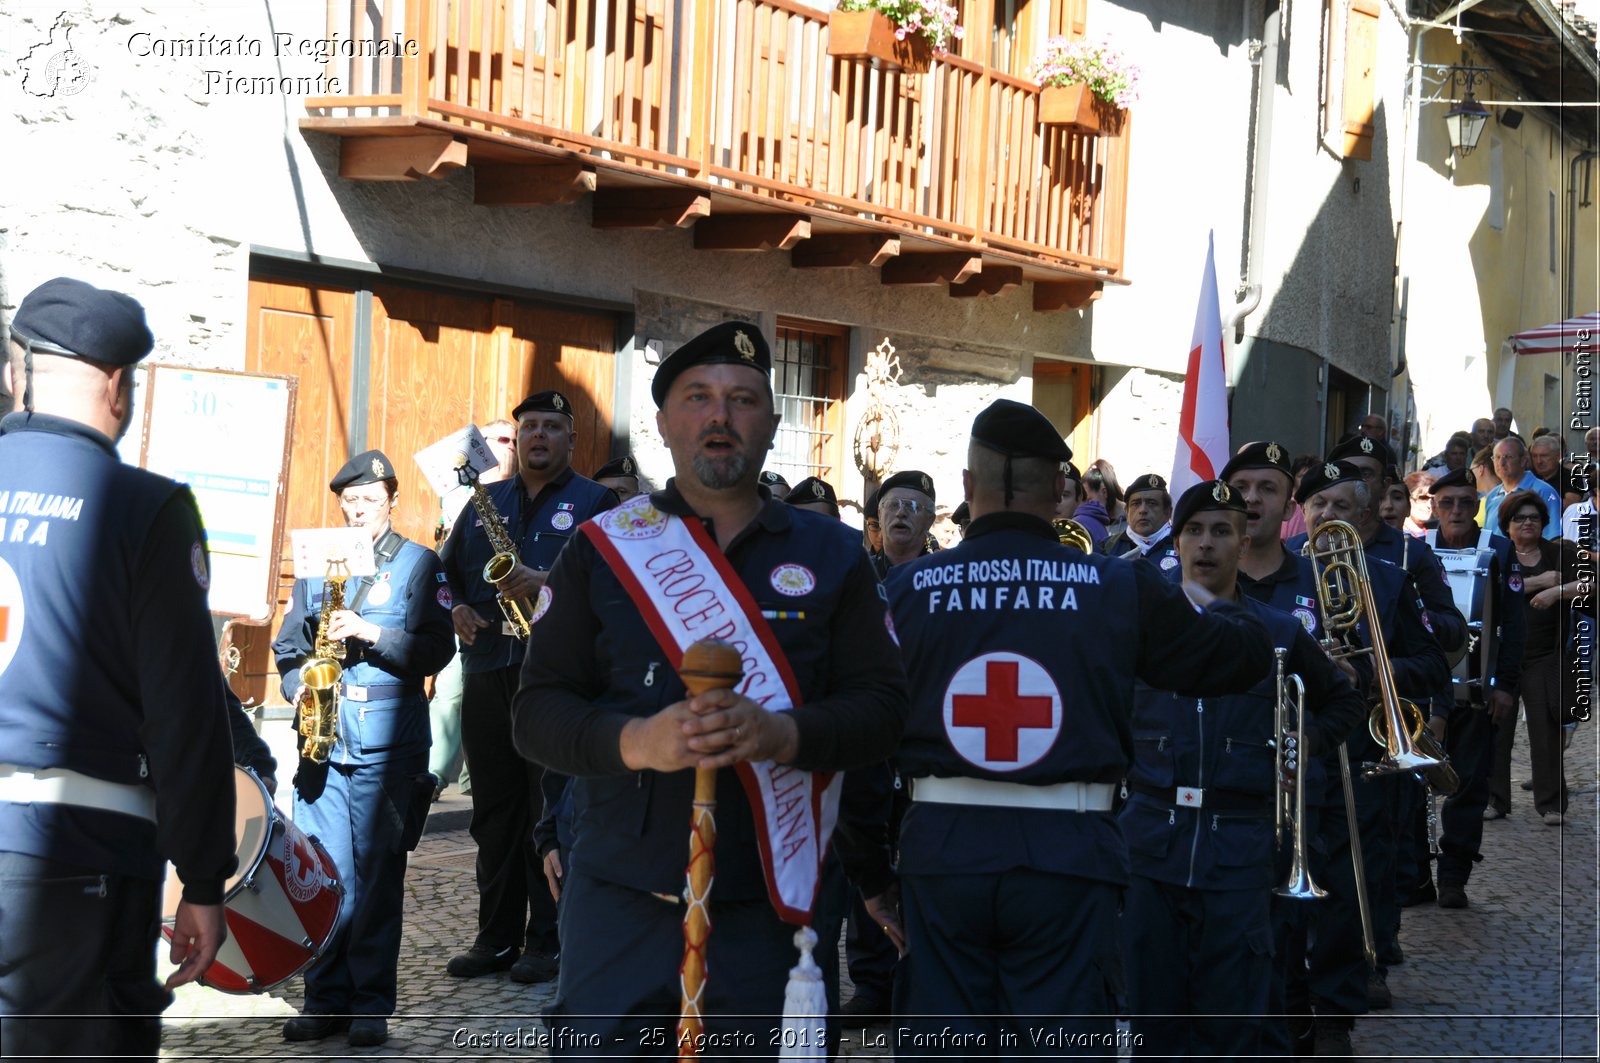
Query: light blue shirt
1483 471 1562 540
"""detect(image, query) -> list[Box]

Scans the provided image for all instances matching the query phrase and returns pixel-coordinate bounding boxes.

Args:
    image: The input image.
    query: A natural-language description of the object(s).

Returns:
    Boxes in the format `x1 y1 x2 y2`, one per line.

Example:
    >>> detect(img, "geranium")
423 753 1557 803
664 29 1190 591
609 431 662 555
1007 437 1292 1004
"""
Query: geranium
1029 36 1140 108
836 0 965 57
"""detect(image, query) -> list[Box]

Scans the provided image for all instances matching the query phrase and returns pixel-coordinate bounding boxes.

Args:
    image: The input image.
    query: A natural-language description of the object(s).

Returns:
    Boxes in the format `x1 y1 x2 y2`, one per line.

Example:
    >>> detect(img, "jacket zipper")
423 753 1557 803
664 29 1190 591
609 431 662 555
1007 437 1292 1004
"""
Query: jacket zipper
1186 699 1204 888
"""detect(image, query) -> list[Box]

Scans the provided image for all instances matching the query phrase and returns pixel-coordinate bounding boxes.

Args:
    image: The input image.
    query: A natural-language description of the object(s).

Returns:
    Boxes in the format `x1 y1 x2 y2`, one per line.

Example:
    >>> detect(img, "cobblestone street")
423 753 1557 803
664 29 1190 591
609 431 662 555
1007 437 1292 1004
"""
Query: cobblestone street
158 722 1598 1061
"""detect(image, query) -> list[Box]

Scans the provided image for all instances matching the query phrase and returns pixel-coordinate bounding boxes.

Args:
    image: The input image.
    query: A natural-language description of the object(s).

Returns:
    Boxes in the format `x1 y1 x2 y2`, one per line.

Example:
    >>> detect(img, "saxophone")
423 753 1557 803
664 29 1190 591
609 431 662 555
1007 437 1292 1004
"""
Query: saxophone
297 558 350 764
454 455 533 640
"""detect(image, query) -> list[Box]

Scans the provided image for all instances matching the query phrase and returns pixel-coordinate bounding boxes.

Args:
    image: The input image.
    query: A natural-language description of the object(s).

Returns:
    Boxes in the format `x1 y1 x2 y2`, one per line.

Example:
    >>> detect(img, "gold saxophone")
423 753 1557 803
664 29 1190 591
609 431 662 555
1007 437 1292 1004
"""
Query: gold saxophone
454 455 533 640
297 558 350 764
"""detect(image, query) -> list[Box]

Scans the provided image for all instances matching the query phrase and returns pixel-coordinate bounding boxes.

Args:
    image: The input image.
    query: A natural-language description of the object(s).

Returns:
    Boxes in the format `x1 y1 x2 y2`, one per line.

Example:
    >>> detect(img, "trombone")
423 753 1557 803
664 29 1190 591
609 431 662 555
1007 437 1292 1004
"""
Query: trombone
1273 647 1326 901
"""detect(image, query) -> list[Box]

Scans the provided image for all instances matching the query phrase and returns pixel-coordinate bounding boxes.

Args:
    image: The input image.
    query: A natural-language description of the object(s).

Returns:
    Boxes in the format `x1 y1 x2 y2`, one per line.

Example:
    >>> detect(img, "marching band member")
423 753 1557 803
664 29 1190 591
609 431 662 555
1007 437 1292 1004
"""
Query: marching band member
594 454 644 502
1121 480 1363 1059
511 322 907 1056
875 399 1271 1054
1100 473 1176 566
873 470 938 578
272 450 455 1047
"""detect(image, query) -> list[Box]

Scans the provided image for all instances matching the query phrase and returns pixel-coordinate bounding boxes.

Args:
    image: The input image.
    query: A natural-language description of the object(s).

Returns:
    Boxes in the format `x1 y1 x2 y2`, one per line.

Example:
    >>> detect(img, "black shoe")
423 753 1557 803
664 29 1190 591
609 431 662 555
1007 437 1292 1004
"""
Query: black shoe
282 1013 350 1042
1521 779 1534 791
1437 883 1469 909
348 1017 389 1047
446 944 517 978
1378 941 1403 965
1367 970 1393 1009
510 948 560 984
1401 881 1436 908
840 991 889 1019
1312 1018 1353 1056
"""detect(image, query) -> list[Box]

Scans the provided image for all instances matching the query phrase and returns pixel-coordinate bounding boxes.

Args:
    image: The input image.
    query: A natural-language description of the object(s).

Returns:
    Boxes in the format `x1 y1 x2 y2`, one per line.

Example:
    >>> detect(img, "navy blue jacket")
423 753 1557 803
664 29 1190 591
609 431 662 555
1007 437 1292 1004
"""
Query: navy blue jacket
1123 596 1365 891
1101 527 1179 572
274 530 455 765
0 413 236 902
513 482 909 901
440 467 617 673
881 511 1274 887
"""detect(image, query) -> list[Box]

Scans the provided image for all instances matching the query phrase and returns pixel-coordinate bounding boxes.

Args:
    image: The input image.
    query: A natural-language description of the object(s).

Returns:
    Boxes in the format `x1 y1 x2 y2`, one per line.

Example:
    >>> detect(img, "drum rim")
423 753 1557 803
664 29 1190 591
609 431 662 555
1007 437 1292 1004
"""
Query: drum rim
227 765 277 895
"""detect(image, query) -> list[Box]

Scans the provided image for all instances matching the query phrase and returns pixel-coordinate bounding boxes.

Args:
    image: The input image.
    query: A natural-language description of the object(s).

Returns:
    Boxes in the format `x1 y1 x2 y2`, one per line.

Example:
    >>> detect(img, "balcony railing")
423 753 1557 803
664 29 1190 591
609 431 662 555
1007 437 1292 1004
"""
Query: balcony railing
304 0 1129 284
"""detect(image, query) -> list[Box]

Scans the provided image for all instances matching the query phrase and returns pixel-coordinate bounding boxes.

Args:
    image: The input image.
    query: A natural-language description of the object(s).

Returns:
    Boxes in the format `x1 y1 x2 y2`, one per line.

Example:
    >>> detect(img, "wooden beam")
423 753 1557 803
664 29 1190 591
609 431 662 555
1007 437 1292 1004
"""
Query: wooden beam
693 215 812 252
591 189 711 229
474 162 596 206
339 134 468 181
1032 280 1103 311
791 234 901 269
949 265 1025 298
880 252 983 286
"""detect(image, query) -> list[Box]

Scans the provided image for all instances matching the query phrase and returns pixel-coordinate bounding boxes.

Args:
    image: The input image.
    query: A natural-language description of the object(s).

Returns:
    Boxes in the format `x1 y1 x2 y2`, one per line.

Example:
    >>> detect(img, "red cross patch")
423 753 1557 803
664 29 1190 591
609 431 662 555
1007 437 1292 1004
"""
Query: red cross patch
942 653 1062 772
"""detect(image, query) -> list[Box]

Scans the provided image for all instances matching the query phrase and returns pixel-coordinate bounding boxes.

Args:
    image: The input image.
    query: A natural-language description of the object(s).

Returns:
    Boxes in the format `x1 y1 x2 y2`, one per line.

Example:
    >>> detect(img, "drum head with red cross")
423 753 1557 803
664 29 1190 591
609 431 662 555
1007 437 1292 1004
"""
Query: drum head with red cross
941 652 1062 772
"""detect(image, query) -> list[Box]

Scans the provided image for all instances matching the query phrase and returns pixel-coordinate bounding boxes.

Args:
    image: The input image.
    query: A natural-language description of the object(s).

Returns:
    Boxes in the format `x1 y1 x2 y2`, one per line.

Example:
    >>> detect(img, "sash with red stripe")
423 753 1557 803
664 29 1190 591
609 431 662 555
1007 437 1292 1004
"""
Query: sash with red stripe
580 494 839 924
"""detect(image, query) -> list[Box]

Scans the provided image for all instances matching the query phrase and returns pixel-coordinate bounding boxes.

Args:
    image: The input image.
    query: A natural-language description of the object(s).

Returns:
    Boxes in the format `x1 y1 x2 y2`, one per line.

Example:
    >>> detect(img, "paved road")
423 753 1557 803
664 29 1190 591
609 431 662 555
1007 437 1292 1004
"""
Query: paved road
158 721 1598 1061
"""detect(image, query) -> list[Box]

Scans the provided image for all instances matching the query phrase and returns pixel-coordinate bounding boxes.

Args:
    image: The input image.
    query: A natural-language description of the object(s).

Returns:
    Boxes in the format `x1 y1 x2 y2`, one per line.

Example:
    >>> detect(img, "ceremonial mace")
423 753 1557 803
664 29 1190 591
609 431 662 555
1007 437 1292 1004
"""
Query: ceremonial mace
676 639 744 1060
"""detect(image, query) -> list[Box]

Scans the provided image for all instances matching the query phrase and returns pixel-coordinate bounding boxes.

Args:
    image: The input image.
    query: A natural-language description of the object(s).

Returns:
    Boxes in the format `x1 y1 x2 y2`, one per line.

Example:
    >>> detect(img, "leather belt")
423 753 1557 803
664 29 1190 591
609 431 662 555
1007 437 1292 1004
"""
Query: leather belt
911 776 1115 812
0 764 157 823
342 683 416 702
1131 782 1271 814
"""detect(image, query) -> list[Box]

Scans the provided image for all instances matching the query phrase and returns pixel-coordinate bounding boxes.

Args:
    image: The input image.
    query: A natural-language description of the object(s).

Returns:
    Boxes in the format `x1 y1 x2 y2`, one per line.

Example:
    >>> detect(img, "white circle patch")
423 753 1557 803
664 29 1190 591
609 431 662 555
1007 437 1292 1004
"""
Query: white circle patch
530 584 553 625
598 498 669 540
0 557 24 680
436 586 454 610
368 581 392 607
942 652 1062 772
282 830 326 903
769 563 816 597
190 542 210 591
552 511 574 531
1293 607 1318 634
1159 554 1180 571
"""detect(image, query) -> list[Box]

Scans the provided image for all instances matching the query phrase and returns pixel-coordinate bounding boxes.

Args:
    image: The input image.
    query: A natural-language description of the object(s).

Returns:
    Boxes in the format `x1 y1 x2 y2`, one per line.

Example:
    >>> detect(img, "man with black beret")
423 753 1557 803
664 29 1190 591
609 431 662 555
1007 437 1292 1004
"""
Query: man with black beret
874 469 937 578
872 398 1272 1054
785 476 840 519
272 449 455 1045
0 279 237 1058
1121 480 1364 1060
1286 460 1451 1050
440 389 618 985
1101 472 1177 569
758 469 792 498
512 321 907 1055
594 453 642 502
863 485 884 557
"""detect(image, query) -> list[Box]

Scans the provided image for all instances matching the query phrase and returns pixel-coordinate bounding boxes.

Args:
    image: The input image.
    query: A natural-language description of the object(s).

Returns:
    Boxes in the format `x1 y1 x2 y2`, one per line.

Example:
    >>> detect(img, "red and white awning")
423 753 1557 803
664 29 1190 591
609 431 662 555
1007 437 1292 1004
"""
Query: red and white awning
1512 312 1600 356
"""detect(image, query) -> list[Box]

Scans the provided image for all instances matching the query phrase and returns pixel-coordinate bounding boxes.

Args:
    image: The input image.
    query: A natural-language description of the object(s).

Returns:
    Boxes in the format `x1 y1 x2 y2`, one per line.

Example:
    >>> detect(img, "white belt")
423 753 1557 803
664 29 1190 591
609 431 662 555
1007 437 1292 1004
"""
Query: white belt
0 764 158 823
911 776 1115 812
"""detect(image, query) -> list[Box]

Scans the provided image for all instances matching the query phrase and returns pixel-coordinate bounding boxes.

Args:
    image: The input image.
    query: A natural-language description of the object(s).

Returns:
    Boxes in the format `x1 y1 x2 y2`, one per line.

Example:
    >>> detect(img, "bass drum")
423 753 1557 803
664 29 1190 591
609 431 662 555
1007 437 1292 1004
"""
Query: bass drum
161 766 344 993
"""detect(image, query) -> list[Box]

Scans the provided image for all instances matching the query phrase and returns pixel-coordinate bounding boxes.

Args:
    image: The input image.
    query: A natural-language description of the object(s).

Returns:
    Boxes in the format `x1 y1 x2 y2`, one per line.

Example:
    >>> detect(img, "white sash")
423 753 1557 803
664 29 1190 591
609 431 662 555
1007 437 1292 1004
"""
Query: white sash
581 495 839 925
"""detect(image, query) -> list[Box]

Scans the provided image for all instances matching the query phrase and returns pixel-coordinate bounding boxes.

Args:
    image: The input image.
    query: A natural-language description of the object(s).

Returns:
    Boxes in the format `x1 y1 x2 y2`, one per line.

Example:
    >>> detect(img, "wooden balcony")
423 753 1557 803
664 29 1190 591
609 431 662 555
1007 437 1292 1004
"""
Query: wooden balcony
301 0 1130 306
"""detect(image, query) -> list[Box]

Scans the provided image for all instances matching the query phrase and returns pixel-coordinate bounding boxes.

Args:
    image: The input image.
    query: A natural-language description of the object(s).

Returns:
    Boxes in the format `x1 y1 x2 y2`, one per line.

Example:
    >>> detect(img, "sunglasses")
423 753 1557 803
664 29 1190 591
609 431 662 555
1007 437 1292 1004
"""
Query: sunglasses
490 435 514 445
1508 513 1543 524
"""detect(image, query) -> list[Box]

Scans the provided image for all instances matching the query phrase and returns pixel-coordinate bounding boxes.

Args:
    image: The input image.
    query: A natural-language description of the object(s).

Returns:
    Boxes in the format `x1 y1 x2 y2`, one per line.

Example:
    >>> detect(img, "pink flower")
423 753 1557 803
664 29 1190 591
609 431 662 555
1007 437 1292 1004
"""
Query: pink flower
895 27 906 39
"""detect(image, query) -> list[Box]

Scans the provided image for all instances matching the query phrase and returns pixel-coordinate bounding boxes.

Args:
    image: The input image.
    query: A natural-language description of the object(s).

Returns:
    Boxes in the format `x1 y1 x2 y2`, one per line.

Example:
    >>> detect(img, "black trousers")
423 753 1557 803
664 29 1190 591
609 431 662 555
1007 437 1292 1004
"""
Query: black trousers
1438 700 1495 887
0 851 168 1060
461 665 558 952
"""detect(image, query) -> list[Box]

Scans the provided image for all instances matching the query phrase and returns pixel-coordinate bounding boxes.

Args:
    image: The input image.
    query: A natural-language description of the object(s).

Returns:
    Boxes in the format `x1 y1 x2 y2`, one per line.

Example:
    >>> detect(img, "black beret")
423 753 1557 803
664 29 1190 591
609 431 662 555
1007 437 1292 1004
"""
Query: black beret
512 390 574 421
1123 473 1171 502
758 470 791 493
785 476 837 509
1294 460 1366 504
1064 461 1083 481
10 277 154 367
330 449 396 493
879 469 935 504
1429 467 1476 494
595 454 639 481
970 398 1073 462
650 321 772 407
1220 440 1294 483
863 486 881 519
951 501 971 525
1328 433 1394 470
1172 479 1248 534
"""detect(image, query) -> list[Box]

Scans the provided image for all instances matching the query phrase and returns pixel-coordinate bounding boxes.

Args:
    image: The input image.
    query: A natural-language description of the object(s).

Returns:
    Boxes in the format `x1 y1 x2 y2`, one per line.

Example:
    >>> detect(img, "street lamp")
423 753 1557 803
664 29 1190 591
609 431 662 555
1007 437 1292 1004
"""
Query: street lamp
1444 68 1491 157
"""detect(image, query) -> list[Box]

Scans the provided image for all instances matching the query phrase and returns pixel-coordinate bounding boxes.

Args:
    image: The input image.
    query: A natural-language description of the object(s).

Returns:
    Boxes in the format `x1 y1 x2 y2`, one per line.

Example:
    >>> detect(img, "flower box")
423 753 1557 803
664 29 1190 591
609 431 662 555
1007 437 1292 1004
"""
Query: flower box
1039 83 1122 134
828 9 932 75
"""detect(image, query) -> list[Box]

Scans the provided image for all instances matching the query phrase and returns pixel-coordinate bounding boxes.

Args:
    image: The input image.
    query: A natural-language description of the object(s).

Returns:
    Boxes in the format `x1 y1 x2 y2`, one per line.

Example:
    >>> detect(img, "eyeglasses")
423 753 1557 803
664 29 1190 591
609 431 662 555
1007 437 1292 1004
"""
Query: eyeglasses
881 499 928 516
340 493 391 507
490 436 514 445
1508 513 1543 524
1432 498 1475 510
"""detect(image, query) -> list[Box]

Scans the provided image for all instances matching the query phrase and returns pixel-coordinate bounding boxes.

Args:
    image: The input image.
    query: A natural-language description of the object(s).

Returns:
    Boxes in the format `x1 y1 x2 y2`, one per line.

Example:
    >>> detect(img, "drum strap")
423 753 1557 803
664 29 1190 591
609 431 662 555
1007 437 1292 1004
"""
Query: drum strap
0 764 157 822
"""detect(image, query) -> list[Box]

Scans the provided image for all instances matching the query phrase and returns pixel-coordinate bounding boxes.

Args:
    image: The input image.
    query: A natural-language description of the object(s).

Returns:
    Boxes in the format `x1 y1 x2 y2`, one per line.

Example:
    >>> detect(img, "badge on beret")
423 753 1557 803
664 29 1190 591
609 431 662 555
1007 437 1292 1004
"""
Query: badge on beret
1212 482 1231 503
735 330 757 362
1324 463 1340 479
622 456 635 474
1267 442 1284 465
1151 475 1165 490
1359 438 1374 454
371 457 387 478
553 394 566 411
812 480 826 499
920 474 932 494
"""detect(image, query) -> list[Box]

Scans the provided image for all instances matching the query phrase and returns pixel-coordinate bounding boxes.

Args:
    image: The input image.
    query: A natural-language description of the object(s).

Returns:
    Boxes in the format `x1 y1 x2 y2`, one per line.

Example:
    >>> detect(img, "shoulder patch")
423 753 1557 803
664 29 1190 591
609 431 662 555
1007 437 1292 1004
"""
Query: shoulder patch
190 542 210 591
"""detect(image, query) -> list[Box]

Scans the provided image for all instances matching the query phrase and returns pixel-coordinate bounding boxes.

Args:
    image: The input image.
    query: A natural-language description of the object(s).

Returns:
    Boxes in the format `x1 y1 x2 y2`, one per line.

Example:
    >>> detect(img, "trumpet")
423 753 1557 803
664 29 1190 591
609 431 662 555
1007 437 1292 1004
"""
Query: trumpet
454 455 534 640
297 557 350 764
1052 517 1093 552
1303 519 1447 783
1273 647 1326 901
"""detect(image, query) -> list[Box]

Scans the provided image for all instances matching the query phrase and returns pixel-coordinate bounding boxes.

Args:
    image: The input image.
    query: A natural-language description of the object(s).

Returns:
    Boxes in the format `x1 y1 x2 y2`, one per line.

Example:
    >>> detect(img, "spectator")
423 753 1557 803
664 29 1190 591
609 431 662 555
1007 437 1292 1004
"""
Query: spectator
1423 432 1474 474
1379 480 1410 532
1359 413 1389 442
1083 459 1123 540
1280 454 1318 540
1492 407 1518 442
1485 437 1563 539
1403 469 1437 537
1471 418 1496 453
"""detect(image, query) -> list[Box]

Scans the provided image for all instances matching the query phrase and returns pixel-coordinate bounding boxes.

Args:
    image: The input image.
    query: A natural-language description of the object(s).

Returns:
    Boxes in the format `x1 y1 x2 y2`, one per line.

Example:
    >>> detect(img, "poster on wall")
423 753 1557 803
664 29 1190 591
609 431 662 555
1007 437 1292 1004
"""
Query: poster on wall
137 366 296 621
